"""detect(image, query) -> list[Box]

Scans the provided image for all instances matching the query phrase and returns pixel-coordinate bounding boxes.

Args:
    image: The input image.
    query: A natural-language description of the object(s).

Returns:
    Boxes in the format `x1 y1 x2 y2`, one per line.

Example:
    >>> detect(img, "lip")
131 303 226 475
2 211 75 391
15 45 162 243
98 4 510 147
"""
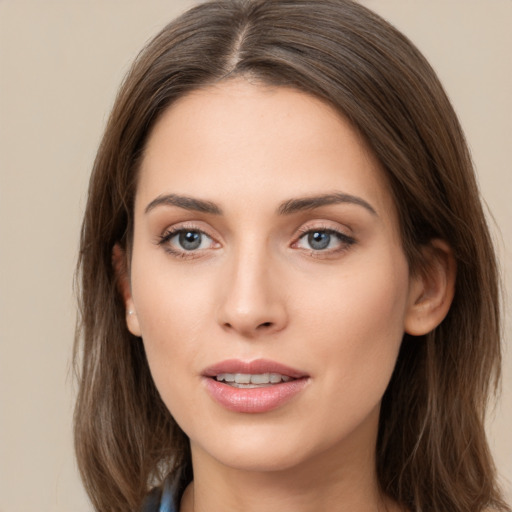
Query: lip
202 359 309 414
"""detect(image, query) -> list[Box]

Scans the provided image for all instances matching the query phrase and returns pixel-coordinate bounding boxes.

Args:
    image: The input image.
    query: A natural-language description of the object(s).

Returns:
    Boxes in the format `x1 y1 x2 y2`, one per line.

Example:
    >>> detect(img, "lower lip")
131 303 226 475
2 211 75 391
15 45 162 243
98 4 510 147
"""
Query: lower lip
203 377 308 413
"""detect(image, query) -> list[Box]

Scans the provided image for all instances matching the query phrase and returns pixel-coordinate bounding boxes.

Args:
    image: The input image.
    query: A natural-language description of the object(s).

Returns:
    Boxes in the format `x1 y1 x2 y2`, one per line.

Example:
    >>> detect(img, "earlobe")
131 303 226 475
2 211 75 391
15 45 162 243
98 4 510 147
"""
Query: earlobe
404 239 456 336
112 244 142 337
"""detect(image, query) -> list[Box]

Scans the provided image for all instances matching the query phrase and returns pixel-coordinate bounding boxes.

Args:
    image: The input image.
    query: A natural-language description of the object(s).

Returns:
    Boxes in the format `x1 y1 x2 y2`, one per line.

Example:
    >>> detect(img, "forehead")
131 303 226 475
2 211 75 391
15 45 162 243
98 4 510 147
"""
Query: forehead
137 79 395 220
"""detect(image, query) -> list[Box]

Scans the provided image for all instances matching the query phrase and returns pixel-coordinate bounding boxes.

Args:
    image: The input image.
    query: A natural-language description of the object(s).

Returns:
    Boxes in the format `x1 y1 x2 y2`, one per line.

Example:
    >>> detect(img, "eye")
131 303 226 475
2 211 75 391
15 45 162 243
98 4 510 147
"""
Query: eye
158 227 217 255
295 228 355 253
174 230 208 251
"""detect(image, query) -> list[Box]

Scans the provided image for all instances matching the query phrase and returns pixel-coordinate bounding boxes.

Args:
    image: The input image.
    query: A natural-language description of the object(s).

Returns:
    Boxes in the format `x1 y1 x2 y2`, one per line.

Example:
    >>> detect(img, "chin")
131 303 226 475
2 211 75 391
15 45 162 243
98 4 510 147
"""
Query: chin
211 442 312 473
189 418 346 475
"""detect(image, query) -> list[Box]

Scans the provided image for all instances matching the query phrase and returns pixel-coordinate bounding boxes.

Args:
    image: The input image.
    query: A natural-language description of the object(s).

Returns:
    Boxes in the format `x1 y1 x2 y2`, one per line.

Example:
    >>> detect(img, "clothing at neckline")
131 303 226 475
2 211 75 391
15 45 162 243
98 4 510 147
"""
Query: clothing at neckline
141 478 176 512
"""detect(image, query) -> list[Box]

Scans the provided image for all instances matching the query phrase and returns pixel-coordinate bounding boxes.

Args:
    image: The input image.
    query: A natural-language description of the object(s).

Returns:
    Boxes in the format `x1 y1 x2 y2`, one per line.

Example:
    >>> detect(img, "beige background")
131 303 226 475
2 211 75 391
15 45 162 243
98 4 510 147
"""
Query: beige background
0 1 510 511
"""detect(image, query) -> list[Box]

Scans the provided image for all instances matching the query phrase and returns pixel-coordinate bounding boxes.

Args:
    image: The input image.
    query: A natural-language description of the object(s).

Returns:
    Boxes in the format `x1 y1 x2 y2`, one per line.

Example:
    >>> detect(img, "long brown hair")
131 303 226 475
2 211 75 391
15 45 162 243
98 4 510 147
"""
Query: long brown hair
74 1 510 510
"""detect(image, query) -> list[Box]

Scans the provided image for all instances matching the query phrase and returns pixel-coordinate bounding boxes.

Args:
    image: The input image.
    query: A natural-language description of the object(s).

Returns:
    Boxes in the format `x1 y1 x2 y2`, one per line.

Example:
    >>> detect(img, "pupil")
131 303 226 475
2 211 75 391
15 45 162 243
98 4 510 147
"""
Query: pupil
179 231 201 250
308 231 330 250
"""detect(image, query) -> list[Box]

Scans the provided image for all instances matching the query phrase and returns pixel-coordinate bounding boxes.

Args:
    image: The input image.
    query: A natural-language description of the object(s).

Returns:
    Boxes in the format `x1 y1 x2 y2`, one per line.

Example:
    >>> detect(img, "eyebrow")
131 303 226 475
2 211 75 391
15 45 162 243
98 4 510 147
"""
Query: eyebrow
145 194 223 215
278 192 377 216
144 191 377 217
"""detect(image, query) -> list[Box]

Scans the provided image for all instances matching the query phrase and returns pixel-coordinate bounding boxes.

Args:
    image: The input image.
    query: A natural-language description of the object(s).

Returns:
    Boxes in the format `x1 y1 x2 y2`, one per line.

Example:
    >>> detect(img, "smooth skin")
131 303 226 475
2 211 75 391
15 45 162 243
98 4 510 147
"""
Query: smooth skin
116 79 455 512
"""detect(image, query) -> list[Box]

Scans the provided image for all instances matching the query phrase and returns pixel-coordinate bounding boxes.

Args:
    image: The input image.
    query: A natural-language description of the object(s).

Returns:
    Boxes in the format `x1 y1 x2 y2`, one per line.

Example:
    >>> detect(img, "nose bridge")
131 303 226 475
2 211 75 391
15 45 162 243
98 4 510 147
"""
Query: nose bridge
217 236 287 336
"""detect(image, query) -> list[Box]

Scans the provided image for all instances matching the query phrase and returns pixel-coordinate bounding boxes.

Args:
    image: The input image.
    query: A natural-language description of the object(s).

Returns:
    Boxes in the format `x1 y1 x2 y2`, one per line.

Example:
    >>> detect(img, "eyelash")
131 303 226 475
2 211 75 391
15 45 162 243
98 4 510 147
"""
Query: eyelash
156 224 356 259
294 225 356 257
157 224 218 259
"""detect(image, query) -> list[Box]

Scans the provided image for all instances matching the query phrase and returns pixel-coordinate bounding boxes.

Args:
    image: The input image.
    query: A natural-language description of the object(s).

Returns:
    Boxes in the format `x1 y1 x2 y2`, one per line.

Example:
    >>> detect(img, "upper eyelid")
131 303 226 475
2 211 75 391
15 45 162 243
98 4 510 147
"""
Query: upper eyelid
160 222 216 238
294 220 354 237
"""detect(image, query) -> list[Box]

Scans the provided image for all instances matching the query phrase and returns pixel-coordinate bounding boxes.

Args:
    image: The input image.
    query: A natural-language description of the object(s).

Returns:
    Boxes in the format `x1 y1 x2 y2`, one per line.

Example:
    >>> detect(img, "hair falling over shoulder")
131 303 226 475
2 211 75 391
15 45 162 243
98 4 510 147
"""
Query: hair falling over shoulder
74 1 510 510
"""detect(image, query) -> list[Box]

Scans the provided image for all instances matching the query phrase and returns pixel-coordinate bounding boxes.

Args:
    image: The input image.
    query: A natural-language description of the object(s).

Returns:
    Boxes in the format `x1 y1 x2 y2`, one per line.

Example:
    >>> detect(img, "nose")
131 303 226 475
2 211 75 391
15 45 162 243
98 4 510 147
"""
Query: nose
216 246 288 338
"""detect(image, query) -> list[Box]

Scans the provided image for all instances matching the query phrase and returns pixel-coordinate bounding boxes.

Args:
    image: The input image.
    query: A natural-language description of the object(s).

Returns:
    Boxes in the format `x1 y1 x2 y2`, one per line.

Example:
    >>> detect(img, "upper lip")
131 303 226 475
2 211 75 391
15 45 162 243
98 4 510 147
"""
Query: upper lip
202 359 308 379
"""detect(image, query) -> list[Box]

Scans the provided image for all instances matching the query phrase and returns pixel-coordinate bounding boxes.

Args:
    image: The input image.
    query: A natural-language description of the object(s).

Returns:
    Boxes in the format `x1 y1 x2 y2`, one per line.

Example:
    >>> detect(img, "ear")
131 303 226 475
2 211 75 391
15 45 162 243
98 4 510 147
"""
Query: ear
112 244 142 337
404 239 456 336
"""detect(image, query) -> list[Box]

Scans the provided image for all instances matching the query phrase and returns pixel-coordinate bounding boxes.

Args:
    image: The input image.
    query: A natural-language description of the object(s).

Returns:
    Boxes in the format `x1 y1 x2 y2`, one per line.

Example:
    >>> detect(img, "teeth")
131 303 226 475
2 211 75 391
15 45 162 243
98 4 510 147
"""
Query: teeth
250 373 269 384
215 373 293 385
235 373 251 384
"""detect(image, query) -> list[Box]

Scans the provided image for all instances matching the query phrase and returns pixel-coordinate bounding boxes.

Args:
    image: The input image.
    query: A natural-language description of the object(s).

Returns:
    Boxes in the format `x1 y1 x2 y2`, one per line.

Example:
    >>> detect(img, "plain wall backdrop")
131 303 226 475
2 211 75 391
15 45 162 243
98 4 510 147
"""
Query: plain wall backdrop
0 1 510 511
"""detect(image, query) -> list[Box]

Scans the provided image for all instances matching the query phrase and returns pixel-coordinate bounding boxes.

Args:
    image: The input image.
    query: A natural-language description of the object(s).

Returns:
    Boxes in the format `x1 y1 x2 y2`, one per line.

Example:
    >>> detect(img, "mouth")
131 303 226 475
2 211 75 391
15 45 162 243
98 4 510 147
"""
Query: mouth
202 358 307 383
213 372 294 388
202 359 309 413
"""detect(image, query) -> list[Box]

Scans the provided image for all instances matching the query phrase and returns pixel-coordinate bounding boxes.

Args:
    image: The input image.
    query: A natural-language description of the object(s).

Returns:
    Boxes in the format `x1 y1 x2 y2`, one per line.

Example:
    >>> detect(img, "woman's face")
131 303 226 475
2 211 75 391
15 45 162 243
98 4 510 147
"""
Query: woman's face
126 79 421 473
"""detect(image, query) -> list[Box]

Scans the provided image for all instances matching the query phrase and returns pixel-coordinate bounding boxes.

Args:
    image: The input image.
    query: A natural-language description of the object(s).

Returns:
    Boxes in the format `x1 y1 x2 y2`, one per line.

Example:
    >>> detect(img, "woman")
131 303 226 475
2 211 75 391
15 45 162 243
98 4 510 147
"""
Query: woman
74 1 510 511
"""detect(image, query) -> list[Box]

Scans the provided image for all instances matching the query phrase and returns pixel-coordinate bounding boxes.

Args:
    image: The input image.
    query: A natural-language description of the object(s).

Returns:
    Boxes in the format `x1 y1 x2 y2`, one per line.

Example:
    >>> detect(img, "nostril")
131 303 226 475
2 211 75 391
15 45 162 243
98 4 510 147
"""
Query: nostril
258 322 273 329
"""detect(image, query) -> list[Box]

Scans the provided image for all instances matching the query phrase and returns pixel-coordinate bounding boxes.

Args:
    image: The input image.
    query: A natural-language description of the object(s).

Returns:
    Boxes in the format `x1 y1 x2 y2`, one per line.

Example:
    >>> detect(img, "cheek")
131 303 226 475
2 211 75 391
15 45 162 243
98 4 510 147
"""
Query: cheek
298 249 409 330
130 254 216 384
301 249 410 410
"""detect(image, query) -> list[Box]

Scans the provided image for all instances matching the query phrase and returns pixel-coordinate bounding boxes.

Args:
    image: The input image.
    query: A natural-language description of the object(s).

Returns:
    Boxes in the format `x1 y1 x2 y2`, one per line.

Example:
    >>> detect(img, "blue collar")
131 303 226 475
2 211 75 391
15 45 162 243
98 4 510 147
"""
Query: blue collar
159 478 176 512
